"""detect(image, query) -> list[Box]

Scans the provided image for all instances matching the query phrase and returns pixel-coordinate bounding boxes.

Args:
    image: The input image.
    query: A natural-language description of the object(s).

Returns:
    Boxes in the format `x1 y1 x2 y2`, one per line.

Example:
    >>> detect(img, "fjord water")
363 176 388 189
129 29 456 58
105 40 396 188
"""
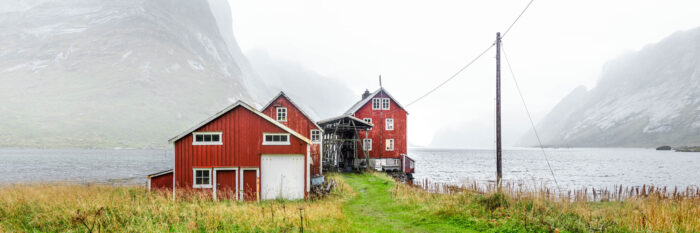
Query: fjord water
0 149 173 185
410 148 700 191
0 148 698 191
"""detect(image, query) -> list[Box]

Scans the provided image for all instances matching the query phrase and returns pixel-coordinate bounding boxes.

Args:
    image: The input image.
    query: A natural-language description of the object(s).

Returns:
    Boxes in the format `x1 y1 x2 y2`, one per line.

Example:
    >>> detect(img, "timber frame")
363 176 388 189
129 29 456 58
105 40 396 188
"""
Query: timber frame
317 115 373 172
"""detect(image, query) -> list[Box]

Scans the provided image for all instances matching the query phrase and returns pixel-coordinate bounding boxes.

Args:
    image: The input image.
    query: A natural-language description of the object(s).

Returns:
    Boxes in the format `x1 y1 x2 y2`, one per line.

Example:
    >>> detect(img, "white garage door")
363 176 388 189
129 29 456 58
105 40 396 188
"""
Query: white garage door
261 155 305 200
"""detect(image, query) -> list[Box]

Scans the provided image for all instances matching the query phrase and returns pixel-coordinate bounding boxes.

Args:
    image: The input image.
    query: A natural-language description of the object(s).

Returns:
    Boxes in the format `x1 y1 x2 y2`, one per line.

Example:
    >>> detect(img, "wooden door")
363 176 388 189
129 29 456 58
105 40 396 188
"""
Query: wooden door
243 170 258 201
216 170 237 200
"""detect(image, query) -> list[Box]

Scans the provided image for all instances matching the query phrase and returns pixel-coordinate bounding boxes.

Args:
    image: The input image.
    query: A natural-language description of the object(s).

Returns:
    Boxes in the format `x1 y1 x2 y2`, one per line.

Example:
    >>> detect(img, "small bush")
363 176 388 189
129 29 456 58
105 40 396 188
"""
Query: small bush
480 192 510 211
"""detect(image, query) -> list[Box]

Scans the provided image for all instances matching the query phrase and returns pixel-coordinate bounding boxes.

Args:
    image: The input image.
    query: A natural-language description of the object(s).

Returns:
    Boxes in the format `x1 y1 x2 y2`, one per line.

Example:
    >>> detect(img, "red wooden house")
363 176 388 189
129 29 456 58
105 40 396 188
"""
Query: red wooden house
149 100 312 201
260 92 323 178
346 88 414 173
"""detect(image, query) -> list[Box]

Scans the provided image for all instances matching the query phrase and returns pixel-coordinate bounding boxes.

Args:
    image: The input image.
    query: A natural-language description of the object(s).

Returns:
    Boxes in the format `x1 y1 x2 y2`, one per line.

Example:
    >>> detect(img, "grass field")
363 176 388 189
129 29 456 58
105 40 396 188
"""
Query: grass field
1 172 698 232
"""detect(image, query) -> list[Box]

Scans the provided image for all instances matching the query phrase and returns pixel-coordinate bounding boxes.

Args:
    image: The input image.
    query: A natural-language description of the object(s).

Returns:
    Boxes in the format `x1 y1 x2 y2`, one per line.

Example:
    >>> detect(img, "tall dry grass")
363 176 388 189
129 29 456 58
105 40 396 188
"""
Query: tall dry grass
399 178 700 232
0 173 353 232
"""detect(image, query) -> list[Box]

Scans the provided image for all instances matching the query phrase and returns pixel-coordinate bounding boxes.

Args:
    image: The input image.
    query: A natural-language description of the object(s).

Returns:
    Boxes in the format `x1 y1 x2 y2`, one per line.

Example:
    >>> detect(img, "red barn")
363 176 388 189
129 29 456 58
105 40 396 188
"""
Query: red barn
261 92 323 178
346 88 414 173
147 169 173 191
152 100 312 201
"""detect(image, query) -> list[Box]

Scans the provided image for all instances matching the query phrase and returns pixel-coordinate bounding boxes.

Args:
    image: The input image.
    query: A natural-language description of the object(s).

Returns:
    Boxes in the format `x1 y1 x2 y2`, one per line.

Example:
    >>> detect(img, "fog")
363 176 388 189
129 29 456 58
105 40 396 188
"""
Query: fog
228 0 700 147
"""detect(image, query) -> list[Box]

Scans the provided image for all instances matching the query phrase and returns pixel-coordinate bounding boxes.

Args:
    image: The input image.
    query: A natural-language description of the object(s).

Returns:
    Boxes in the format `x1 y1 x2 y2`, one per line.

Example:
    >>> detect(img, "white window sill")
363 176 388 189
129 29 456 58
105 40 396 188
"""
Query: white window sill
263 142 291 146
192 142 223 146
193 185 212 189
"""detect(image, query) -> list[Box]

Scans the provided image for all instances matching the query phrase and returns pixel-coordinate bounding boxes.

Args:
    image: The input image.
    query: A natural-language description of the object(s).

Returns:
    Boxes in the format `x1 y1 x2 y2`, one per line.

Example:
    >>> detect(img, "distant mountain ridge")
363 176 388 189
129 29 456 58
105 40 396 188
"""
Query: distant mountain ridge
520 27 700 147
0 0 357 148
0 0 255 148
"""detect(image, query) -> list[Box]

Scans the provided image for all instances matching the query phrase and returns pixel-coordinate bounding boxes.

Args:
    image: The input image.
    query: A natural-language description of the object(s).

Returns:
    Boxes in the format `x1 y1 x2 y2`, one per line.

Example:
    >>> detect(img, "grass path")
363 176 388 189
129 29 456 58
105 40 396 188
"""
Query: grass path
341 173 478 233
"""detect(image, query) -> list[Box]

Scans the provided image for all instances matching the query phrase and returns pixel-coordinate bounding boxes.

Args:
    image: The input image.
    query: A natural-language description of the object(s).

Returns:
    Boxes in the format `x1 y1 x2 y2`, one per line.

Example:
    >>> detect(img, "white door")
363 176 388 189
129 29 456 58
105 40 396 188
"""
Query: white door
260 155 305 200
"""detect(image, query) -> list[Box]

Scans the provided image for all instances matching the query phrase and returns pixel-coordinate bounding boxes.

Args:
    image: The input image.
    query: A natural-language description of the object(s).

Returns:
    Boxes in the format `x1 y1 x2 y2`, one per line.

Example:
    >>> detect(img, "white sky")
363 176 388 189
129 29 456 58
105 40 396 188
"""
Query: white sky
228 0 700 147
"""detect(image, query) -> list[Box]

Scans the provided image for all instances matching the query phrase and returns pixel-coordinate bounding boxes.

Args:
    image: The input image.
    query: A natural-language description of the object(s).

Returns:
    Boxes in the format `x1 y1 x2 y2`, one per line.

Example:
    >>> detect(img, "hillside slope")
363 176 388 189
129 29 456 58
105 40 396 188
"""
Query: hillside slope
0 0 254 148
520 28 700 147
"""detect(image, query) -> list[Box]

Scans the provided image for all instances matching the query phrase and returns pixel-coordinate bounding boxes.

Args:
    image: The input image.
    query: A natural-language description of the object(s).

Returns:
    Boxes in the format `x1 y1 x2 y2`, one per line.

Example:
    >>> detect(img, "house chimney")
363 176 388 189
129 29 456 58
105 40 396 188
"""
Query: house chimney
361 89 371 99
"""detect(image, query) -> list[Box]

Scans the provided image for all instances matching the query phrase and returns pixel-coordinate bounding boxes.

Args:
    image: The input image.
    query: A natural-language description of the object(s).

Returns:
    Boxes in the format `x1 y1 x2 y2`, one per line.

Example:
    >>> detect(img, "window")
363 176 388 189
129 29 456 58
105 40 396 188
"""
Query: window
382 98 390 110
276 107 287 122
263 133 290 145
311 130 321 143
386 118 394 130
372 98 381 110
193 132 222 145
363 118 372 124
193 169 211 188
386 139 394 151
363 139 372 151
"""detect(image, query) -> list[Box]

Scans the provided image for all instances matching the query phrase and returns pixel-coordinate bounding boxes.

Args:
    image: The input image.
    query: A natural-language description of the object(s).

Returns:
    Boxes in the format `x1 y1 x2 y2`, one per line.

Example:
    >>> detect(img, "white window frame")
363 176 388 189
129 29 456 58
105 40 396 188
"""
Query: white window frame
386 139 394 151
372 98 381 110
363 138 372 151
310 130 321 143
382 98 390 110
192 132 223 145
363 118 372 130
276 107 287 122
193 168 212 188
263 133 291 145
386 118 394 130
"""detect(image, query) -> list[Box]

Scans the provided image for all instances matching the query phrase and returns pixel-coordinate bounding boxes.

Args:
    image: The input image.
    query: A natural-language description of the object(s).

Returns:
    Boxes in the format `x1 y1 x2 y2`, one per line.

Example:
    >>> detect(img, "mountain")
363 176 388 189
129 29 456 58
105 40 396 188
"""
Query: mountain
245 50 357 120
0 0 255 148
520 28 700 147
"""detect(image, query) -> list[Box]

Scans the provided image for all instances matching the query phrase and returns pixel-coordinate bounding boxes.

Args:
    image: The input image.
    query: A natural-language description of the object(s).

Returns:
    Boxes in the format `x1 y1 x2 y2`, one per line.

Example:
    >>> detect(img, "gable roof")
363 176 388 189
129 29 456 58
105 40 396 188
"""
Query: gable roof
168 100 312 144
262 91 323 130
317 114 374 129
344 87 408 115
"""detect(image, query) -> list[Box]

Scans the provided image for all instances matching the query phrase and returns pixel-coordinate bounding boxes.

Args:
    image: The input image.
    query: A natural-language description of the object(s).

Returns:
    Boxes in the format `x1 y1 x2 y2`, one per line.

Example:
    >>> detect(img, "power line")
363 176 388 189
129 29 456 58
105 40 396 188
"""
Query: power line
405 44 494 107
502 0 535 39
501 43 562 192
405 0 534 107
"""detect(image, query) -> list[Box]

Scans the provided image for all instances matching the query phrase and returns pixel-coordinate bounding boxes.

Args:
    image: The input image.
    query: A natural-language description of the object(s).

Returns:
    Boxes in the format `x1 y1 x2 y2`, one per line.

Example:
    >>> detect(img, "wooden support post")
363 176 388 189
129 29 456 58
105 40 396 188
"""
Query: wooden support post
496 32 503 186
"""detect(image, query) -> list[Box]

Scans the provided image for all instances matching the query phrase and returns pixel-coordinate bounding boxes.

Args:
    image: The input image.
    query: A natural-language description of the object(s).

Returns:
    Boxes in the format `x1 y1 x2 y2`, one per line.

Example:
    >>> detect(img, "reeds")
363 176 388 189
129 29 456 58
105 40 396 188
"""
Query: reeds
0 173 352 232
403 177 700 232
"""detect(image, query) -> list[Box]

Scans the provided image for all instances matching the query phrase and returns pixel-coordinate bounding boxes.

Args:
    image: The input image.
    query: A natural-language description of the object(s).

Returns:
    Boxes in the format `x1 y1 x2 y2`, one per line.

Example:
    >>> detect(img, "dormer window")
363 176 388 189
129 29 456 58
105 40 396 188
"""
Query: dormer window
372 98 381 110
276 107 287 122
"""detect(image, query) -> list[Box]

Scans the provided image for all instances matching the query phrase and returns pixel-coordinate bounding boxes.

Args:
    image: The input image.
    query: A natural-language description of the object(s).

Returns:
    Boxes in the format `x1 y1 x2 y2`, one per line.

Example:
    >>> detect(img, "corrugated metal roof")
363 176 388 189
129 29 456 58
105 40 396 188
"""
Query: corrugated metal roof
343 87 408 115
317 114 374 128
147 169 173 178
168 100 312 145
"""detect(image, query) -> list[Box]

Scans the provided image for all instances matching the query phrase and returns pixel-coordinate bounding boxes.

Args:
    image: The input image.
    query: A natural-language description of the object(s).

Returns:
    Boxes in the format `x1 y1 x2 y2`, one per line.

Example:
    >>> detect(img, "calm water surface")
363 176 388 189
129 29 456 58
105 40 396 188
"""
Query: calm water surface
410 147 700 190
0 148 698 190
0 149 172 185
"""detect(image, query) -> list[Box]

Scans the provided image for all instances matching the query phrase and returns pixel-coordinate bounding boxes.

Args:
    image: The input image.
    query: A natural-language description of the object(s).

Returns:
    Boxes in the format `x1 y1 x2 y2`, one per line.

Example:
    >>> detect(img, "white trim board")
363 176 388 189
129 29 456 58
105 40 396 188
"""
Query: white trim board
168 100 312 145
239 168 260 201
213 167 239 201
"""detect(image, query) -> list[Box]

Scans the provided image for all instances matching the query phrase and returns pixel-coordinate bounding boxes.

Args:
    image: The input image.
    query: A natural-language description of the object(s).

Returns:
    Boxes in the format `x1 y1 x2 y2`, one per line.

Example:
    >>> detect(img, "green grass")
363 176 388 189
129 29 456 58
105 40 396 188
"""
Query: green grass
342 173 478 233
1 172 698 232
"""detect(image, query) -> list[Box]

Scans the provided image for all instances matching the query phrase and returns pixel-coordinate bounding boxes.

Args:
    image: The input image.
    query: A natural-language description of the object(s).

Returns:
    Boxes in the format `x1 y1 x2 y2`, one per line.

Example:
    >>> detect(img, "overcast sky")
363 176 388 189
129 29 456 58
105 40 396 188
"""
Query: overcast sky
228 0 700 148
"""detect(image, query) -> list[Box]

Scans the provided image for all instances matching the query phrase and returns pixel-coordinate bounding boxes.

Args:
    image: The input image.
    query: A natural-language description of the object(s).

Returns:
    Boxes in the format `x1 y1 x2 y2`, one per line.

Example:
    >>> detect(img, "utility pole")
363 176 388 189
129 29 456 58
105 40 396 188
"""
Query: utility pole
495 32 503 186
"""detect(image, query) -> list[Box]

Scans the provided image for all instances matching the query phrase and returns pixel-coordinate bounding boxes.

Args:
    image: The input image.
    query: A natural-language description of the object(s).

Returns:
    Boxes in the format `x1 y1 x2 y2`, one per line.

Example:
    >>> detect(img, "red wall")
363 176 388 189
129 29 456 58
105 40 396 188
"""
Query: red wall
150 172 173 190
174 106 308 191
352 91 408 159
262 95 323 176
